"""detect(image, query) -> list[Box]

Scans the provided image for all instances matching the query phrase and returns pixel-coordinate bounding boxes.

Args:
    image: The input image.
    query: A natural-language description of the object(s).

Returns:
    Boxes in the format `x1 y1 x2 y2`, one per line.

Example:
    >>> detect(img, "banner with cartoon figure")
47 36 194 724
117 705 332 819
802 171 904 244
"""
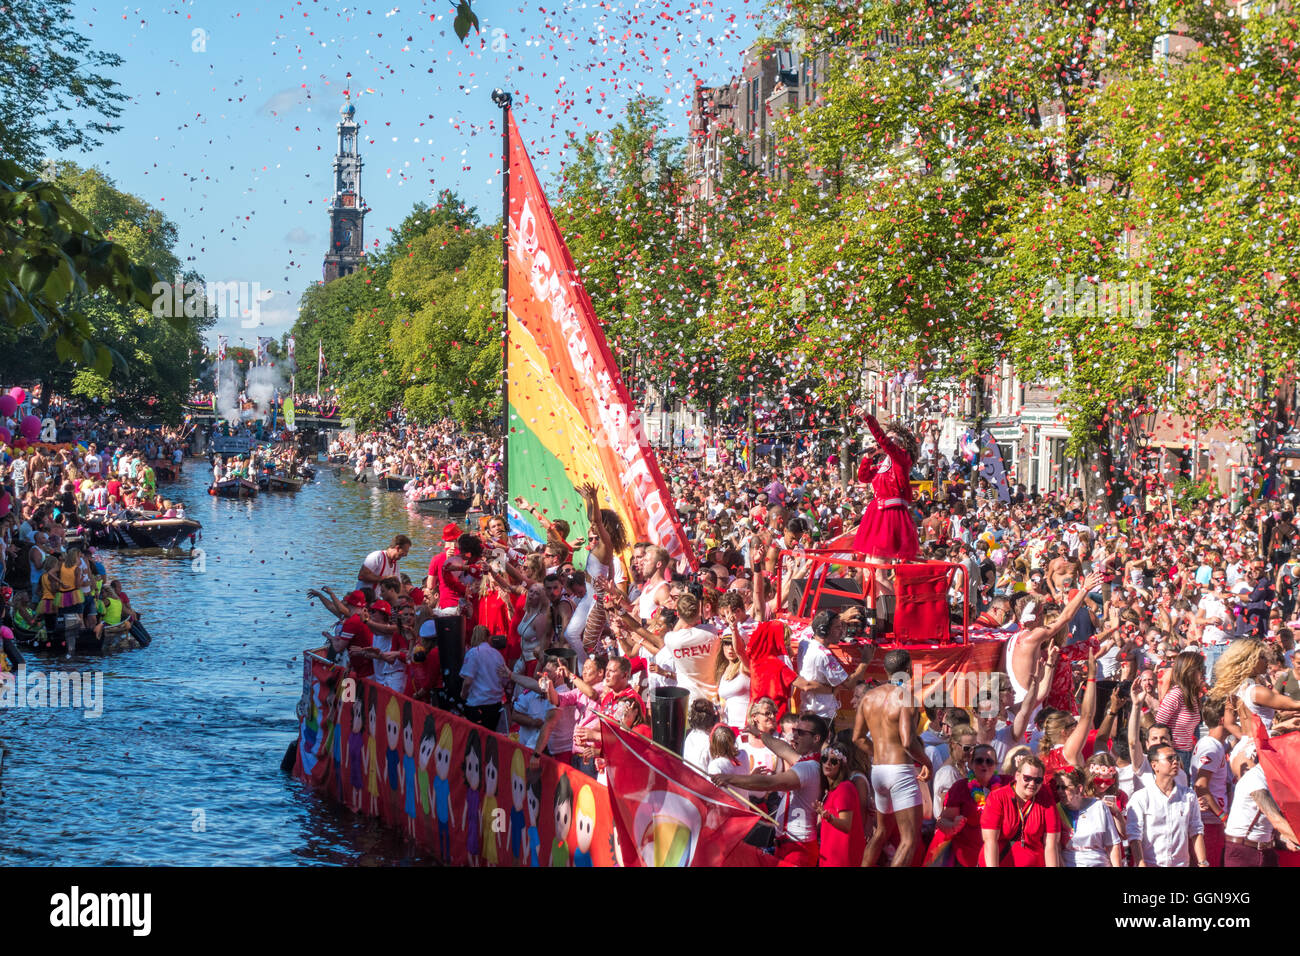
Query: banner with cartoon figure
294 652 619 867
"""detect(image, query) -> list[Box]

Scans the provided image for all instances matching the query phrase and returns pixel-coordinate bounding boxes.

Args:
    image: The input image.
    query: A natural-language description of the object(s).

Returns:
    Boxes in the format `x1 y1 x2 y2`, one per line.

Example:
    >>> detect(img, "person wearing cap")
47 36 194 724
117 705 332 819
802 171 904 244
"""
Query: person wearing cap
425 523 462 605
367 600 407 693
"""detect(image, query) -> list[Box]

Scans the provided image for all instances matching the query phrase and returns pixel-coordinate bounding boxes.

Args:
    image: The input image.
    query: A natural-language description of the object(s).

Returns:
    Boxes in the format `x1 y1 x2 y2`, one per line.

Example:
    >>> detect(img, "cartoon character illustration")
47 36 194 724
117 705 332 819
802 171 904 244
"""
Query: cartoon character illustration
328 684 344 802
385 695 402 814
573 784 597 867
433 723 454 860
525 768 542 867
509 748 528 862
417 715 437 826
482 736 500 866
300 693 320 776
364 687 381 815
347 694 365 811
400 701 417 838
551 773 574 867
461 730 484 865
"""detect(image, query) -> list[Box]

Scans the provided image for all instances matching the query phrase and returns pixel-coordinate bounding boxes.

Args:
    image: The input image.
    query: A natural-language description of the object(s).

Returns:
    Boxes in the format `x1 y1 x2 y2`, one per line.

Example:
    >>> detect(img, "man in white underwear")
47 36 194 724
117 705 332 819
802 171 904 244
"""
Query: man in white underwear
855 648 932 867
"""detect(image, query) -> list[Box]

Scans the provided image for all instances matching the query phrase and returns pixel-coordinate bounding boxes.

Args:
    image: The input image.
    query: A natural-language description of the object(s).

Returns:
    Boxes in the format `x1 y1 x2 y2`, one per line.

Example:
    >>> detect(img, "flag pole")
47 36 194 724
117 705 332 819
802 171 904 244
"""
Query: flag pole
493 88 512 513
317 338 323 402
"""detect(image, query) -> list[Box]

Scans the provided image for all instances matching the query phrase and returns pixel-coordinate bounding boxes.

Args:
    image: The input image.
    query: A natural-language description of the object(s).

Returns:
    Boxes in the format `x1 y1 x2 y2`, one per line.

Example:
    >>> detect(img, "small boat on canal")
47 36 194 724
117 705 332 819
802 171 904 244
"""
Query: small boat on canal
210 477 259 498
79 513 202 551
414 493 473 516
383 473 413 492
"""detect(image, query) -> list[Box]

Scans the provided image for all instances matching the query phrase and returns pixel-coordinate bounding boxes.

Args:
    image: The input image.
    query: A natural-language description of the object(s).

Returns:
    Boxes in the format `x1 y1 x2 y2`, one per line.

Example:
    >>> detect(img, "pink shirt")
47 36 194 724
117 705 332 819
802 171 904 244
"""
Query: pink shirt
556 682 604 753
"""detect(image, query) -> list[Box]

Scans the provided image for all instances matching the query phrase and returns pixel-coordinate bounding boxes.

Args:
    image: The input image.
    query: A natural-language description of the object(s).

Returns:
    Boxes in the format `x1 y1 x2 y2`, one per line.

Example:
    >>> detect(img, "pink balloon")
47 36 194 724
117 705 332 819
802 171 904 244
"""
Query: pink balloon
0 394 14 417
20 415 40 441
8 387 25 404
0 427 10 444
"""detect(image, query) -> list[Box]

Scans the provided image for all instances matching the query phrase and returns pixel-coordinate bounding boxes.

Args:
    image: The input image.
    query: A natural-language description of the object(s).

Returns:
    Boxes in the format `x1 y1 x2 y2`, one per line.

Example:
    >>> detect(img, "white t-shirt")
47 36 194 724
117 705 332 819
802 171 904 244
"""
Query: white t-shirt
683 728 711 769
1062 797 1120 867
1225 764 1274 843
933 763 962 810
777 759 823 843
797 639 849 719
459 644 507 706
663 625 721 702
738 733 778 775
371 629 407 694
1191 735 1229 818
357 549 399 592
512 688 554 751
718 670 752 727
922 728 950 771
83 454 101 476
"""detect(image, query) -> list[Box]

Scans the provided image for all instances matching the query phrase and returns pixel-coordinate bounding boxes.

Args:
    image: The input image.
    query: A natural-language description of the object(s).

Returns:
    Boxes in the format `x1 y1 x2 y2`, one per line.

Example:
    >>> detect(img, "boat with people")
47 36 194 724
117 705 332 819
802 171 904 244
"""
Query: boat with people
79 512 201 551
383 473 413 492
413 493 473 516
211 477 259 498
265 474 305 492
11 616 146 656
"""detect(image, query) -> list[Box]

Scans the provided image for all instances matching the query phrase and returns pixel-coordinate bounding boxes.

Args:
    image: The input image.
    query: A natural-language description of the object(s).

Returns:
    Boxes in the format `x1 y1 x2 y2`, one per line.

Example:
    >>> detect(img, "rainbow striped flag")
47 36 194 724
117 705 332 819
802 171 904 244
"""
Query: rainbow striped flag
503 112 694 569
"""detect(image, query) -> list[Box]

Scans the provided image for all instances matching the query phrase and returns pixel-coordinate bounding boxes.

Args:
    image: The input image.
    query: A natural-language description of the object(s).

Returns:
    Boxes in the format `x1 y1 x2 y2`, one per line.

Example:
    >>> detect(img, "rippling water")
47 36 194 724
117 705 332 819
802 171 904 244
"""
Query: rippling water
0 462 458 865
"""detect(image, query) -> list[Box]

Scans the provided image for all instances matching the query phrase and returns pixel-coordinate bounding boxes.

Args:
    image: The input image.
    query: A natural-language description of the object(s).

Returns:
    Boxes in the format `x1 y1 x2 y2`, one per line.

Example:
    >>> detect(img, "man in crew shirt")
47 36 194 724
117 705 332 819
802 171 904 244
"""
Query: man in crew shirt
661 593 719 701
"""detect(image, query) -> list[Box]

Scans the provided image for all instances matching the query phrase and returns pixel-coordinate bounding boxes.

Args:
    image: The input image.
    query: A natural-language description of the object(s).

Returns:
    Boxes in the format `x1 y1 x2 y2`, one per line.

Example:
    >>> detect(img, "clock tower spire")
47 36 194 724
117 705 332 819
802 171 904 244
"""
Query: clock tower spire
323 92 368 282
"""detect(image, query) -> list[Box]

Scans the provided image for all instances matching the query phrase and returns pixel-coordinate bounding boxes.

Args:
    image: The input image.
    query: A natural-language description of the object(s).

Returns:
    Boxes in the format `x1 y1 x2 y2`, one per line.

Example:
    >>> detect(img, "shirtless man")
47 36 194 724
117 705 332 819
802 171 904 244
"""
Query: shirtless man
1005 571 1103 706
855 648 932 867
1045 543 1082 600
634 546 675 622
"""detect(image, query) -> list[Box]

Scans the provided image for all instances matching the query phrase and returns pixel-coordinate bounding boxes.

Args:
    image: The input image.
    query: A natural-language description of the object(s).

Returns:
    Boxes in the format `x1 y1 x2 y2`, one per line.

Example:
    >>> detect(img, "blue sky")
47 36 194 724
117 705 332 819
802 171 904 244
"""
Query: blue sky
58 0 766 347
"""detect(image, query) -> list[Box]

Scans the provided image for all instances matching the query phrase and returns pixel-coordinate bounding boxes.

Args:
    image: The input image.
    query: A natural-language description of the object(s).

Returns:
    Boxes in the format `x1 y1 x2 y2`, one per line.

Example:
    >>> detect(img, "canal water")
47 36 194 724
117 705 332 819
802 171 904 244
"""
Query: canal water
0 462 457 865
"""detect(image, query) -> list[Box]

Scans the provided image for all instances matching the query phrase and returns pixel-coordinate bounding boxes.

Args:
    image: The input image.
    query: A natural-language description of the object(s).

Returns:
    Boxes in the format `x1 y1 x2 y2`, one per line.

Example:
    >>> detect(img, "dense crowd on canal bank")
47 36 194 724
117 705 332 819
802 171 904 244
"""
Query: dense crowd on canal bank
310 413 1300 867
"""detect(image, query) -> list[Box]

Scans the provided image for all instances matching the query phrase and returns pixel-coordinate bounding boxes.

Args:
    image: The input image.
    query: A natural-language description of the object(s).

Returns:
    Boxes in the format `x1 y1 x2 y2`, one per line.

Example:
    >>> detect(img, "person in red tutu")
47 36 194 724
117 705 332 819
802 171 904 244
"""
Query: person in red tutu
852 413 921 561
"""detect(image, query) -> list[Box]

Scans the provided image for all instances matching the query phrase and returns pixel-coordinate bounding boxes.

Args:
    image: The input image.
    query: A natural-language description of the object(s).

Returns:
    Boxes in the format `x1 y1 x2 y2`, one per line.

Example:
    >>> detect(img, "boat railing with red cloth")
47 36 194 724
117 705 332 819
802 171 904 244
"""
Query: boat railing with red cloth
774 549 1005 708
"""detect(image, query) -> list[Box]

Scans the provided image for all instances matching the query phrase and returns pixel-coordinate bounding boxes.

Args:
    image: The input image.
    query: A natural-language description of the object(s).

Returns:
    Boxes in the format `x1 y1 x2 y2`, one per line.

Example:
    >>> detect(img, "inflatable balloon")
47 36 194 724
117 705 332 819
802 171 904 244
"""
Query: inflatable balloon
0 427 10 444
12 437 28 451
8 386 26 404
20 414 40 441
0 394 14 417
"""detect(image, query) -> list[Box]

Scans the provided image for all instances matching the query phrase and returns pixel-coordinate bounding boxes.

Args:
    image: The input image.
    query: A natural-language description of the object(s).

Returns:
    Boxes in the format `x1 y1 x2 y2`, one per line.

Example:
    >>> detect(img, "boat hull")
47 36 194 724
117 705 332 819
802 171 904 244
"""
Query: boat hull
414 495 472 516
383 474 413 492
80 515 201 550
211 478 259 498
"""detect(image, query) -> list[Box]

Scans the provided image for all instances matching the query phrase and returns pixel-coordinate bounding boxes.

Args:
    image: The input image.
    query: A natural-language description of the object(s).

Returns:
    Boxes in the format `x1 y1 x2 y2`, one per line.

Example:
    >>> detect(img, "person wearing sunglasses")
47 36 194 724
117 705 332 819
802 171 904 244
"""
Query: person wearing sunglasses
931 723 977 811
928 743 1006 867
980 754 1060 867
1055 768 1122 867
1126 742 1208 867
816 741 865 867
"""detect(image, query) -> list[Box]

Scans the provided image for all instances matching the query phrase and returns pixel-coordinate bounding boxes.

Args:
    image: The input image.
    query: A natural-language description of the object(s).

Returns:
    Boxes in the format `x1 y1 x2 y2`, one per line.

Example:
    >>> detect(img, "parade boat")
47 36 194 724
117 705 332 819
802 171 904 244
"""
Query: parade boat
265 474 305 492
383 473 413 492
414 493 472 516
148 457 184 482
12 615 149 656
79 512 201 551
210 477 259 498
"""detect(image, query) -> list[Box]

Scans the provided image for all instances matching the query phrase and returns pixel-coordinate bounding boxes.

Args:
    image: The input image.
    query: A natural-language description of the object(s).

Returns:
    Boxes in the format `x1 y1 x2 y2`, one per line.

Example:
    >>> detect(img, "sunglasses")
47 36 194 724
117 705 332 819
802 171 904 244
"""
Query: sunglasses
821 754 843 765
1020 775 1044 785
971 757 996 766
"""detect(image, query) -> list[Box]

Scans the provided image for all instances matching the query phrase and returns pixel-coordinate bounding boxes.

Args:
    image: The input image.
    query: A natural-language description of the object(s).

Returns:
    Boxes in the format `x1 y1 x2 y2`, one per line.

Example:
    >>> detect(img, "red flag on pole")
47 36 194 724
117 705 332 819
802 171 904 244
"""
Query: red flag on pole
599 717 772 867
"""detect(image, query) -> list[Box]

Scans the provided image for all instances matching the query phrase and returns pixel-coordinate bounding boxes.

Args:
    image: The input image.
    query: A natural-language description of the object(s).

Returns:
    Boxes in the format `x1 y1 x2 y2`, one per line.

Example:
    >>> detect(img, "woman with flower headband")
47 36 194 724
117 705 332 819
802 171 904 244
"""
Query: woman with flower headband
1054 768 1122 867
816 739 866 867
926 742 1006 867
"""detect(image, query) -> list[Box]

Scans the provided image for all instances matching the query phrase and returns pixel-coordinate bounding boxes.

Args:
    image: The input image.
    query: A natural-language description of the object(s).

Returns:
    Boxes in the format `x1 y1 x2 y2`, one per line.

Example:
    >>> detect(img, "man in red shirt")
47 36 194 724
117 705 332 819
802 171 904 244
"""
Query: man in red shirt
425 524 462 607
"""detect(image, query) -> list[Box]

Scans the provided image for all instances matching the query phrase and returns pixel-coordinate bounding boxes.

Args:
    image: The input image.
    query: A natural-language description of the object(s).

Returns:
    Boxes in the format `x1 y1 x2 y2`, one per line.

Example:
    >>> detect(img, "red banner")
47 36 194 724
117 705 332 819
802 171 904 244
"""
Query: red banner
599 717 771 867
294 653 619 866
1257 722 1300 846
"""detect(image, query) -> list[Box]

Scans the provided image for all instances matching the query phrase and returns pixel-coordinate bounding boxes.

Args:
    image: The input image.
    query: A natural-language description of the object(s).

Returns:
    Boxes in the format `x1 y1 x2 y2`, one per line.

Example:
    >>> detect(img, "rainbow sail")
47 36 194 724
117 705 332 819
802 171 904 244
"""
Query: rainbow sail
503 112 694 569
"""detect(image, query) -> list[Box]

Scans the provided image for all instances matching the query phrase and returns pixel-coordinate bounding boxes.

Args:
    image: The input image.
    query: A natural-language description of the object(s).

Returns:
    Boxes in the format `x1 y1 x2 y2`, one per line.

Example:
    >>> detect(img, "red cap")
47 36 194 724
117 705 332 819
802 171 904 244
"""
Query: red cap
343 590 367 608
408 587 425 605
369 600 392 617
442 524 462 542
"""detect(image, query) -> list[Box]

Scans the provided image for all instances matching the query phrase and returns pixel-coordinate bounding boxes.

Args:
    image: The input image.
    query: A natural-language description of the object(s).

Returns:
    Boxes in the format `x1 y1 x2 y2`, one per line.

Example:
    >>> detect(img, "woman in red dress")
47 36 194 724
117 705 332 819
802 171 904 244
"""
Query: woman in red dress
851 413 920 561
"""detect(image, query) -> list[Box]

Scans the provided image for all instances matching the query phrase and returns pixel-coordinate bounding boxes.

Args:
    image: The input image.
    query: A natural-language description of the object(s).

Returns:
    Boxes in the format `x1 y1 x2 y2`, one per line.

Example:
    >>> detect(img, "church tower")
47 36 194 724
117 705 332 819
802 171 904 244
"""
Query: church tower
323 94 368 282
